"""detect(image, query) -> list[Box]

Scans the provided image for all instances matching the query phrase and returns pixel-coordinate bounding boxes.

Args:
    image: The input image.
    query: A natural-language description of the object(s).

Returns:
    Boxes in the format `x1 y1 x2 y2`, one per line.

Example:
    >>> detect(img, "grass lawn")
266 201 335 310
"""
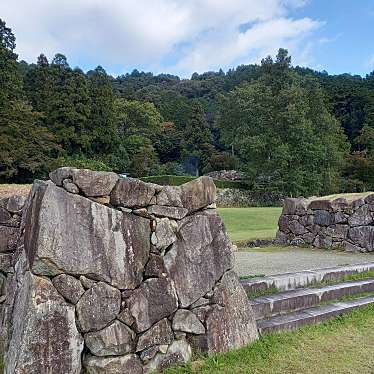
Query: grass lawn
218 207 282 243
164 304 374 374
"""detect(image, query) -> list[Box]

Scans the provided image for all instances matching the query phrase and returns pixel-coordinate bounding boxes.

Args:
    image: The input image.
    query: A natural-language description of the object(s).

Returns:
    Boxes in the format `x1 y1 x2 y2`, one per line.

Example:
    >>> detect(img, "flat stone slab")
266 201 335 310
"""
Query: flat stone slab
251 278 374 319
241 262 374 294
258 295 374 334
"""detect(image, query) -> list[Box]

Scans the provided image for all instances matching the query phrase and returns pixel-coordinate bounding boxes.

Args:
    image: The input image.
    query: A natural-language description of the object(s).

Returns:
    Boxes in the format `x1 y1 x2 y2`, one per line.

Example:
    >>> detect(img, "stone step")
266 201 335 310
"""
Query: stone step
250 278 374 320
257 295 374 335
241 262 374 295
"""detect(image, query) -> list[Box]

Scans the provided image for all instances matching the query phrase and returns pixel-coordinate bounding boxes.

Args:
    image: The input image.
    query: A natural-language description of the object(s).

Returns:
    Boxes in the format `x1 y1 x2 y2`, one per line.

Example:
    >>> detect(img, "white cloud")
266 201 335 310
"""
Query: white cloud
0 0 321 76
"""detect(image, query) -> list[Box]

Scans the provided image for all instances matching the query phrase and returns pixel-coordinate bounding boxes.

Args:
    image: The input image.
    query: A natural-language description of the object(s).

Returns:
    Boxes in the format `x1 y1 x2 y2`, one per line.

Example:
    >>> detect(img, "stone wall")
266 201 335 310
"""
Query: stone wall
0 195 26 328
2 167 258 373
276 195 374 252
216 188 284 208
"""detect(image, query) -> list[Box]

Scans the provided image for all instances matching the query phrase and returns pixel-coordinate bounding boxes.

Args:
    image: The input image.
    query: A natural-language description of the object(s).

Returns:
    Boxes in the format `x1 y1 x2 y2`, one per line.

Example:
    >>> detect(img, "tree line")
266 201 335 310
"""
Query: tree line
1 18 374 197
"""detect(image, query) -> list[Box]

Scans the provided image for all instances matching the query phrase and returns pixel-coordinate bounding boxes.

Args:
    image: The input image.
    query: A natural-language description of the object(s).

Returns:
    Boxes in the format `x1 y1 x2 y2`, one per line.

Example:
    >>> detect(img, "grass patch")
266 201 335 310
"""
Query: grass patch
240 274 266 280
313 270 374 288
163 304 374 374
218 207 282 243
246 285 279 300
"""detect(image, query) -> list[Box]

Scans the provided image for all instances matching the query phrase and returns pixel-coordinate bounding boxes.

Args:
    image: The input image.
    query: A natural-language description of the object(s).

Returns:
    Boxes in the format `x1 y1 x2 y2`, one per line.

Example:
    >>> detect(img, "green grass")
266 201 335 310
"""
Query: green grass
163 304 374 374
218 207 282 243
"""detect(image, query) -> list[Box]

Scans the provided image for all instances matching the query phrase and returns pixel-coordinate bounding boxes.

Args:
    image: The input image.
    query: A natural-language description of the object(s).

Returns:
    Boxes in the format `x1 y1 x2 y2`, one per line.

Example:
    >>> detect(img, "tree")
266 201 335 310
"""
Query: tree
217 49 348 196
88 66 119 155
182 102 213 174
0 18 59 182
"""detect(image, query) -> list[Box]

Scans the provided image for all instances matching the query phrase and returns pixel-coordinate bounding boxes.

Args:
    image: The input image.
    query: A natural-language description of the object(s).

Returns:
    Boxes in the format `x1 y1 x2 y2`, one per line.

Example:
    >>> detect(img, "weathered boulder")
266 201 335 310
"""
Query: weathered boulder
147 205 188 220
110 178 155 208
83 354 143 374
50 167 119 197
309 199 333 211
62 179 79 194
164 212 233 308
0 253 13 273
0 207 12 225
179 176 216 212
314 210 334 226
204 271 258 353
6 195 26 214
117 308 135 327
144 254 166 278
348 205 373 227
52 274 85 304
136 318 173 352
282 198 309 215
172 309 205 335
152 218 177 250
5 272 83 374
348 226 374 251
24 182 150 289
156 186 183 207
84 320 135 356
127 277 178 332
0 226 18 253
79 275 97 289
144 340 192 374
288 220 308 236
76 282 121 332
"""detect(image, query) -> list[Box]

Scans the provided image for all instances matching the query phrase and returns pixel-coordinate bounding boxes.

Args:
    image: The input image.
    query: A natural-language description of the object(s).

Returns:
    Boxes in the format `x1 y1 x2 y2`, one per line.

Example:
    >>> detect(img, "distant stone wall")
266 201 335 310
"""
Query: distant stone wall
0 195 26 328
217 188 284 208
2 168 258 373
276 195 374 252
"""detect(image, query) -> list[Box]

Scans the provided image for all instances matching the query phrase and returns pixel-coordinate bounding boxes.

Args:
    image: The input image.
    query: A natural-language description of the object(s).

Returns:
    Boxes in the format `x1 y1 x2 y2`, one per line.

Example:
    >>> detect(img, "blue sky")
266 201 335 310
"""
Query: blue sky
1 0 374 78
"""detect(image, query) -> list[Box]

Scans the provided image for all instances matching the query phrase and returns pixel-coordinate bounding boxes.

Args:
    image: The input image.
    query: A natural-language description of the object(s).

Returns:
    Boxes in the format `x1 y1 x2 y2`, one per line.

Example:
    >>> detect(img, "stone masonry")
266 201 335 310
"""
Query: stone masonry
276 195 374 252
0 194 27 341
1 167 258 373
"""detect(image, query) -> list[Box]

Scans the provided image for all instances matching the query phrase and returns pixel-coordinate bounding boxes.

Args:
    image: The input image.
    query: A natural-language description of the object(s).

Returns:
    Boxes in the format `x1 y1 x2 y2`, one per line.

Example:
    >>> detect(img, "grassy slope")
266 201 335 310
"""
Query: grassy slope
218 207 282 243
164 304 374 374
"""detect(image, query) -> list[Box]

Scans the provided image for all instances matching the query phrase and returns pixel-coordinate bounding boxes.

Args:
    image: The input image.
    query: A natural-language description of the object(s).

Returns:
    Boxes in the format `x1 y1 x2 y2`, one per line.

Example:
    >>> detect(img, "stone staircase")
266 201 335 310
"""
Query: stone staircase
240 262 374 335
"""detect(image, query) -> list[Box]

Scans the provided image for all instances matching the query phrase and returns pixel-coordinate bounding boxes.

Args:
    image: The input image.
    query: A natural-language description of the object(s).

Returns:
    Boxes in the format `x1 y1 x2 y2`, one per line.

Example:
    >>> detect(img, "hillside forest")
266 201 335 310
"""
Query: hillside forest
1 18 374 197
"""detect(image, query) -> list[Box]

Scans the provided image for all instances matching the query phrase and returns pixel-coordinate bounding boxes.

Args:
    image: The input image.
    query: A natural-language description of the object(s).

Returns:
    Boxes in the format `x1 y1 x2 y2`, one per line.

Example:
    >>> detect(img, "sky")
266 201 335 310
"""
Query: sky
1 0 374 78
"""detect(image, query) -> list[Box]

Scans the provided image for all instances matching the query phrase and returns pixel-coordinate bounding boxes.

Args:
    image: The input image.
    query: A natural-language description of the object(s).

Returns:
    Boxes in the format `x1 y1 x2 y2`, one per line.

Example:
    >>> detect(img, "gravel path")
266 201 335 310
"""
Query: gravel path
234 247 374 276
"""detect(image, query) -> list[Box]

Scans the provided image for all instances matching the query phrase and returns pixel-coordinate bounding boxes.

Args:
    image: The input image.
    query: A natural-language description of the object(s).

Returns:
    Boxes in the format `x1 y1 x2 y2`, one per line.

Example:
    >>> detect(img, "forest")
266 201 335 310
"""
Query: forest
1 18 374 197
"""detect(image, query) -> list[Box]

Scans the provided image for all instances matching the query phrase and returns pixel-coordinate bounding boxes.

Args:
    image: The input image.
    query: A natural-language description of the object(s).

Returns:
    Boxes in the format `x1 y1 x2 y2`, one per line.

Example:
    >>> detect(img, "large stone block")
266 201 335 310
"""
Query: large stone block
76 282 121 333
5 272 83 374
84 320 135 356
24 182 150 289
164 211 233 308
83 354 143 374
348 205 373 227
282 198 309 215
127 277 178 332
136 318 173 352
314 210 334 226
205 271 258 353
179 176 216 212
110 178 156 208
348 226 374 252
50 167 119 197
0 226 18 253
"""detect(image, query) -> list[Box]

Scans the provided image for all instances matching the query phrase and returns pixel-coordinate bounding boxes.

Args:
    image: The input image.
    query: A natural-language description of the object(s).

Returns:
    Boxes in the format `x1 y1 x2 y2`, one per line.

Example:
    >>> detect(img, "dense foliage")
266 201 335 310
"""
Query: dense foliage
1 19 374 196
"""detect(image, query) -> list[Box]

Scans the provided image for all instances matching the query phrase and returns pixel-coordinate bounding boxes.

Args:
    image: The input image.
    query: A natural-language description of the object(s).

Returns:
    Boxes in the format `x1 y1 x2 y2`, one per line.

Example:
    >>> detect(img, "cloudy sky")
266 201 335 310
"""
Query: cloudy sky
1 0 374 77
